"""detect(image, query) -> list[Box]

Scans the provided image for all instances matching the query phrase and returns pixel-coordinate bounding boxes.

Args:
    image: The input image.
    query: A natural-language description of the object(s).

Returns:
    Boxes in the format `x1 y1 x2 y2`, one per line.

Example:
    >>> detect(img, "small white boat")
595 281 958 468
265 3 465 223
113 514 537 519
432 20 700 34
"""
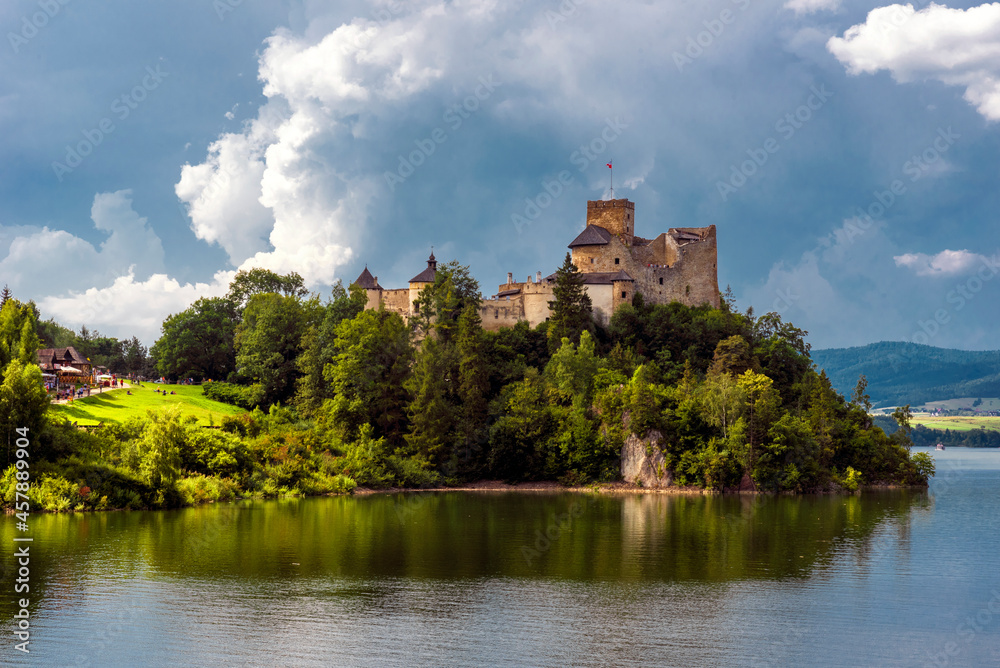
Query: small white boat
935 443 945 451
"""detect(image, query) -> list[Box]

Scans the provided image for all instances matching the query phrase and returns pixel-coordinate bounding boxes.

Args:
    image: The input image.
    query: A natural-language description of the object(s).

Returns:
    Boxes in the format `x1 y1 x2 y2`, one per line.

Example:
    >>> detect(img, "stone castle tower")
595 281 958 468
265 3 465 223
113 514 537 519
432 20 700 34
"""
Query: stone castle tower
354 197 719 330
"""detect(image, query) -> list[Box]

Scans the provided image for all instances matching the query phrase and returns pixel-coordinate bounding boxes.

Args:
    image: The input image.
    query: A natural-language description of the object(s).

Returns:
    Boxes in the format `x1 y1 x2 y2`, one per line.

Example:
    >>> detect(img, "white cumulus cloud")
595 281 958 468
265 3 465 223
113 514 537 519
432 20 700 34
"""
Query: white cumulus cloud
40 270 233 346
828 3 1000 120
894 248 992 276
0 190 165 299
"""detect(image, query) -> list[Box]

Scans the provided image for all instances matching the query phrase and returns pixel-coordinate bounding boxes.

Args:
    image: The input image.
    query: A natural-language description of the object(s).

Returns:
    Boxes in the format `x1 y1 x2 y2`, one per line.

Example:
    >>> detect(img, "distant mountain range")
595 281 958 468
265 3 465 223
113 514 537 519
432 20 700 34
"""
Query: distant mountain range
810 342 1000 407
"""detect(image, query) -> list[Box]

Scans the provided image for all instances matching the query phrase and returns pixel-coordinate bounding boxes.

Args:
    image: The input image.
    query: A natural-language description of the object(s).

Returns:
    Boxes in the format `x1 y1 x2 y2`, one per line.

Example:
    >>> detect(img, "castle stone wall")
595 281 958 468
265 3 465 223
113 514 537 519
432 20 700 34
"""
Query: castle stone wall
382 289 410 315
481 297 525 331
586 284 614 324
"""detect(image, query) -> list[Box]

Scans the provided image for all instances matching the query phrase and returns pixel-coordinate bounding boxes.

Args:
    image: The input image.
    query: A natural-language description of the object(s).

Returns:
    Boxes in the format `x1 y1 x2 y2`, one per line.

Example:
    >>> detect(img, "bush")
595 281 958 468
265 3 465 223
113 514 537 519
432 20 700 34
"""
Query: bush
182 428 251 479
177 474 241 505
842 466 863 492
910 451 935 484
299 472 356 495
203 382 265 410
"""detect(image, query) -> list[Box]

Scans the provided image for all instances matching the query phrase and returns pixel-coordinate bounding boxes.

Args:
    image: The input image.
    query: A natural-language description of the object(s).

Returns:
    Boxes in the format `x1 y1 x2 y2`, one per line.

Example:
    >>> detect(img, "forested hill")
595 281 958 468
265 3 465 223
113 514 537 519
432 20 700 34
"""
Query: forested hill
811 342 1000 407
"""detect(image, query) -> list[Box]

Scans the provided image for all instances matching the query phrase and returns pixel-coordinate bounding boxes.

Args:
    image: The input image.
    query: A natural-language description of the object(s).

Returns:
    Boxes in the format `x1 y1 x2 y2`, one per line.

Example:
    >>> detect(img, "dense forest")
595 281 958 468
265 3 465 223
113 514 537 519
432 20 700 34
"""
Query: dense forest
812 342 1000 407
1 259 933 512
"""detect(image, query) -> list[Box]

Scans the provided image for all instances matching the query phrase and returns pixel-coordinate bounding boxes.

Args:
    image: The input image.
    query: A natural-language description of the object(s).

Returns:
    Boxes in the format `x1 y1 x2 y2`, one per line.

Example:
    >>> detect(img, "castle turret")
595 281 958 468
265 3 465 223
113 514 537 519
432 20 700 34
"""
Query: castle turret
352 266 383 310
587 199 635 246
408 251 438 315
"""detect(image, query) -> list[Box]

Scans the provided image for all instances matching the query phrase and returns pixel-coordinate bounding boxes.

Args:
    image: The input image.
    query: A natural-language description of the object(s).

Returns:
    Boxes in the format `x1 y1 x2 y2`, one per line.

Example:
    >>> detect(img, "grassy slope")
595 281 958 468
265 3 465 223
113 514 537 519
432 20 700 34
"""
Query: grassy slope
51 383 246 426
909 416 1000 432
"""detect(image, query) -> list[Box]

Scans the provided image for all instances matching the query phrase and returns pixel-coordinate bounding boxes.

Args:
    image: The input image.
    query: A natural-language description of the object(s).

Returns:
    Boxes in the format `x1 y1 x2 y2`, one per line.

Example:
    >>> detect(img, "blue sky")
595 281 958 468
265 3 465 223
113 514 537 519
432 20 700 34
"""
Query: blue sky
1 0 998 350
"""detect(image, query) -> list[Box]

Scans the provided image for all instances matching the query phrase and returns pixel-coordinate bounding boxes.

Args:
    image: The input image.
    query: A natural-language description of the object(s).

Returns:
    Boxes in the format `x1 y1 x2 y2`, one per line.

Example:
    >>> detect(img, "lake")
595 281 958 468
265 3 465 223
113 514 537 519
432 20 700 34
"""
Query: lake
3 446 999 667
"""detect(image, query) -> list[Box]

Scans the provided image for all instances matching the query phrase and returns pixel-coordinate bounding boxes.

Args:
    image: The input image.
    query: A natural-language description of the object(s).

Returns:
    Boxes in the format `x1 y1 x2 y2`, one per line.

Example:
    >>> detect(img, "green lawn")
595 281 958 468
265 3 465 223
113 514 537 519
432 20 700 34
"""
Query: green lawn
50 383 247 426
910 415 1000 432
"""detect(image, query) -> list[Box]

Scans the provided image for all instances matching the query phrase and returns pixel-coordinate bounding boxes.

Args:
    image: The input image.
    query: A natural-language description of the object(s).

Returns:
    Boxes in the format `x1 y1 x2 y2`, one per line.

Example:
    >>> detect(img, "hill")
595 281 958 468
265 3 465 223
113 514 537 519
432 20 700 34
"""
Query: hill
51 383 247 426
811 342 1000 407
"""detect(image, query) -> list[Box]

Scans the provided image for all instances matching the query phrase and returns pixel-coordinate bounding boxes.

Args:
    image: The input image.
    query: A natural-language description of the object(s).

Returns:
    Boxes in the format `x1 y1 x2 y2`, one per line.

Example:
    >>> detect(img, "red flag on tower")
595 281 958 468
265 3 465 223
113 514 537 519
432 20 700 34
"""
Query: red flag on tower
607 161 612 169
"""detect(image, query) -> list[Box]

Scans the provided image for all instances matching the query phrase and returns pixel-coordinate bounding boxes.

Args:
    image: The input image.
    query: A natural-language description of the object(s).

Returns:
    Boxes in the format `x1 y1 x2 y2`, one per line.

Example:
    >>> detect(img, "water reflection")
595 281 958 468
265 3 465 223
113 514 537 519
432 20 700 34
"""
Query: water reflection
1 489 927 606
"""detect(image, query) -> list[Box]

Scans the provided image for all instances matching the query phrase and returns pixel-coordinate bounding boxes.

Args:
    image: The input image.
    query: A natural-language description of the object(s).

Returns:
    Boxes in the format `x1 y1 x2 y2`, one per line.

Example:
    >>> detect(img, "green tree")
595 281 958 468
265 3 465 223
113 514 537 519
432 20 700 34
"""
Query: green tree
0 299 40 369
548 253 593 352
226 268 308 311
411 260 481 340
17 316 41 365
36 318 76 349
736 370 780 476
152 297 238 381
488 370 557 481
404 335 457 466
296 281 367 415
0 359 48 466
545 331 600 406
138 408 185 488
453 302 489 474
234 293 319 406
122 337 151 377
709 335 754 376
323 309 413 443
700 369 745 439
890 404 913 452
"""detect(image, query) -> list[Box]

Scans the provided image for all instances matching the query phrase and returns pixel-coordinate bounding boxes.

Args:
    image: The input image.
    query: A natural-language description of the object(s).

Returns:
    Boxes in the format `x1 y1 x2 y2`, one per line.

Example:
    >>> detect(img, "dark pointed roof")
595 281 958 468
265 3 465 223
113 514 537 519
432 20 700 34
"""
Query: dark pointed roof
568 225 612 248
353 266 379 290
36 346 90 371
409 252 438 284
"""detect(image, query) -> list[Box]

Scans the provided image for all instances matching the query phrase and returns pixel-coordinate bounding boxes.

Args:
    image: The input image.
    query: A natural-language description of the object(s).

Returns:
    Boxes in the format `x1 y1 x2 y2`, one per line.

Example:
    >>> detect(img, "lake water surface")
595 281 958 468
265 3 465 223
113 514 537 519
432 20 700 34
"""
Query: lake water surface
3 446 1000 667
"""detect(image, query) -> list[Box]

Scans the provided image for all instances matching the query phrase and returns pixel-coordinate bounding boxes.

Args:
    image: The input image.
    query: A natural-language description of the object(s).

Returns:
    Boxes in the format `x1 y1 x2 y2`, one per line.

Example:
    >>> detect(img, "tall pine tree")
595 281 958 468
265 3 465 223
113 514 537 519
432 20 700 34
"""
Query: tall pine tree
547 252 593 351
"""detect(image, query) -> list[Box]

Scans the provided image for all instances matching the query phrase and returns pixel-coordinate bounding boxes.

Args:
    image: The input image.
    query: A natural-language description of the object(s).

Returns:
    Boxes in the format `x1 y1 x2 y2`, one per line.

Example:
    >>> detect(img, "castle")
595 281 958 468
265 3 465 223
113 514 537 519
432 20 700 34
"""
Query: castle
352 198 720 330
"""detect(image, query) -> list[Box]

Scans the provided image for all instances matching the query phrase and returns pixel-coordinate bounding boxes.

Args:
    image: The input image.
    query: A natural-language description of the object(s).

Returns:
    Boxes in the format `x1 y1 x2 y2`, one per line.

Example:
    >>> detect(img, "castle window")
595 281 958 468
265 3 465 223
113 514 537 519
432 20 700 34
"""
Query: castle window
590 258 594 264
659 277 663 285
622 292 627 299
494 310 499 319
614 258 620 265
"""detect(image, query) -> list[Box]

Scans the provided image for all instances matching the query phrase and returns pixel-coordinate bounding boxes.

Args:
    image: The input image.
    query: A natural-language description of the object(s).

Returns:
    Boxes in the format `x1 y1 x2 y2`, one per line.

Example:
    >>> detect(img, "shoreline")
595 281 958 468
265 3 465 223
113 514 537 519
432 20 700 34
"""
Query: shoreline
4 480 929 515
351 479 926 497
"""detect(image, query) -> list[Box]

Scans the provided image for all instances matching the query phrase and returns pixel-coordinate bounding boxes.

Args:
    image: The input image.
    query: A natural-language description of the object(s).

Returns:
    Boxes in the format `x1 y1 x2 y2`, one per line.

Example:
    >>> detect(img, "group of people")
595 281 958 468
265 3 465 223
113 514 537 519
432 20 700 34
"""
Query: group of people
50 383 90 402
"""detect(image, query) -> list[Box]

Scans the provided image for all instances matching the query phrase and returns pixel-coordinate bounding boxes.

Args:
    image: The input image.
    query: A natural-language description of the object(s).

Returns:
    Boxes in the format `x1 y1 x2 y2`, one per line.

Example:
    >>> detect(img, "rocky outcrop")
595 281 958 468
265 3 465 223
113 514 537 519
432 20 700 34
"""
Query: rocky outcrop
620 430 673 488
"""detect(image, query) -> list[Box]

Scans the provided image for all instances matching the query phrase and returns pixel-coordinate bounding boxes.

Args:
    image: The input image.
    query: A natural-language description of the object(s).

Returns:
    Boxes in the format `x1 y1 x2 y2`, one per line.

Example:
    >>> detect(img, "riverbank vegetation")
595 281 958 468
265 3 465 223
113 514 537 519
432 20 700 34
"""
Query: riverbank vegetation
1 262 933 512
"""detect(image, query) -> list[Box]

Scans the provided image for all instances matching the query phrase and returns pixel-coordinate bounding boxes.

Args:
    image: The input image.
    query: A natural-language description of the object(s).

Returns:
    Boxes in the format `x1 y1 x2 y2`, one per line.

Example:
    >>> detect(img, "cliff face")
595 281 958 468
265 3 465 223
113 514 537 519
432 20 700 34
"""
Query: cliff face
620 431 673 488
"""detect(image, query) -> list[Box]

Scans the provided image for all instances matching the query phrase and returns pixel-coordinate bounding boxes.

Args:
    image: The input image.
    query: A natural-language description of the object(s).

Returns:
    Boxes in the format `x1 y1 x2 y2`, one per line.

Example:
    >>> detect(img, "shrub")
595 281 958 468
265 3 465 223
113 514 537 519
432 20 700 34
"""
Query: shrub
203 382 265 410
842 466 863 492
176 474 240 505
